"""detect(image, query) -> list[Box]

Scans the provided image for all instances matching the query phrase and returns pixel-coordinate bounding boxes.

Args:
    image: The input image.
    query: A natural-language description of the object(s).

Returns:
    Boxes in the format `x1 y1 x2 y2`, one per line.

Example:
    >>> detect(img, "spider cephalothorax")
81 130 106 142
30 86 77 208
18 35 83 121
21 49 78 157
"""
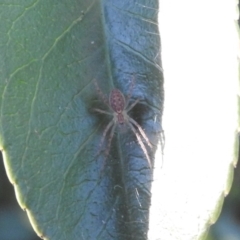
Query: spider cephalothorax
94 78 152 168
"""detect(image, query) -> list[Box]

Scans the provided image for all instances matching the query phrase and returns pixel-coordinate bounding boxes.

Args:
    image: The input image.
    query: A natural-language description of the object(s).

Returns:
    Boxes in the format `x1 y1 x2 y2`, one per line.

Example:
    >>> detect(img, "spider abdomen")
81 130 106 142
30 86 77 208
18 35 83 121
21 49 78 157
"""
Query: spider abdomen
109 89 125 113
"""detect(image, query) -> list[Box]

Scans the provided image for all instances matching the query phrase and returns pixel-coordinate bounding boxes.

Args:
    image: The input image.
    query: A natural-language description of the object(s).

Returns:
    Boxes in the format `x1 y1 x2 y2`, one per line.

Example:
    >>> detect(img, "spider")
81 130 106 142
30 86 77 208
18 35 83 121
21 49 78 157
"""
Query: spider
93 77 153 168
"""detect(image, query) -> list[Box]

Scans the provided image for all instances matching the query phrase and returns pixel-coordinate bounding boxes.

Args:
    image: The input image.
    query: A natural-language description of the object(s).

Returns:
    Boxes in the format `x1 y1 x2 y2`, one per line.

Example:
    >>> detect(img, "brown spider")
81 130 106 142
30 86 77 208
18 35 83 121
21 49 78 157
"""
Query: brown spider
94 78 152 168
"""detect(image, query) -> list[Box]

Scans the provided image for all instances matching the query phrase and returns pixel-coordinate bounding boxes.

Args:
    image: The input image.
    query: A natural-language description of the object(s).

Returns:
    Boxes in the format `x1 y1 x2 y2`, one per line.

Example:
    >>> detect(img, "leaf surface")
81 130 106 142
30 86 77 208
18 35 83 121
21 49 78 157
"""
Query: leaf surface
0 1 163 239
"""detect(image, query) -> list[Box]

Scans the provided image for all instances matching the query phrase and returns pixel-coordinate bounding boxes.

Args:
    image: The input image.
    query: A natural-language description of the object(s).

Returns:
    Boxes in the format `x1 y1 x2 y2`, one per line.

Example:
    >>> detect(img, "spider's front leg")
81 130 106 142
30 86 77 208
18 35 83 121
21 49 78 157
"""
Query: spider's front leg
94 79 109 107
93 108 112 116
125 74 136 106
125 98 140 112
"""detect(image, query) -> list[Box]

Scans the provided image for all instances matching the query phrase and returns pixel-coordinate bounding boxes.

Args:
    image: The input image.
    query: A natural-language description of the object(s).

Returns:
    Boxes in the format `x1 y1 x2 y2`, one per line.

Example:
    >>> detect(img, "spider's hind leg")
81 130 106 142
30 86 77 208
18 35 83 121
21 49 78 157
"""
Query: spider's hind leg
128 122 152 168
129 118 152 148
96 121 116 175
96 120 114 158
105 124 117 157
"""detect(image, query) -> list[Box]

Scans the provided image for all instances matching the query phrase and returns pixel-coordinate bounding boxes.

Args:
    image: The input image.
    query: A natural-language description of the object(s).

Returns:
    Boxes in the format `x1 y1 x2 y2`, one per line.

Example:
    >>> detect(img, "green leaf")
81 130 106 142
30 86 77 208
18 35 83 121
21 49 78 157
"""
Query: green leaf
0 1 163 239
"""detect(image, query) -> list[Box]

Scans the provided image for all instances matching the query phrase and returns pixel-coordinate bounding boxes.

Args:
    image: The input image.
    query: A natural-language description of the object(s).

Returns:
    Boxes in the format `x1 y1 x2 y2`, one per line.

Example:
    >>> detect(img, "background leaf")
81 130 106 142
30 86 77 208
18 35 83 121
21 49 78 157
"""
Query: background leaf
0 1 163 240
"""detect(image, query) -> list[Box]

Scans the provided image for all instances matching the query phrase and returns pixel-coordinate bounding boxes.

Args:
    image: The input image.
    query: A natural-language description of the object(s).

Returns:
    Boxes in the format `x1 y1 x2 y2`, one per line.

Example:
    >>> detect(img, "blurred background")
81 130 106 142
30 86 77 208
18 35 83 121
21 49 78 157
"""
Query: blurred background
206 137 240 240
0 153 40 240
205 2 240 240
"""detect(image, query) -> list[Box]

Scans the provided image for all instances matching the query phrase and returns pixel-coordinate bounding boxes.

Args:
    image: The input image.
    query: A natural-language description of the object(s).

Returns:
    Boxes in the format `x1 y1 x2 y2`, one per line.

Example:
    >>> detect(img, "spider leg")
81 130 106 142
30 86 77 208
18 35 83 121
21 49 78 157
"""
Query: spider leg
125 74 136 105
129 118 152 148
93 108 112 116
105 123 117 156
96 119 115 157
99 123 116 175
94 79 109 107
125 98 140 112
128 122 152 168
159 129 165 168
